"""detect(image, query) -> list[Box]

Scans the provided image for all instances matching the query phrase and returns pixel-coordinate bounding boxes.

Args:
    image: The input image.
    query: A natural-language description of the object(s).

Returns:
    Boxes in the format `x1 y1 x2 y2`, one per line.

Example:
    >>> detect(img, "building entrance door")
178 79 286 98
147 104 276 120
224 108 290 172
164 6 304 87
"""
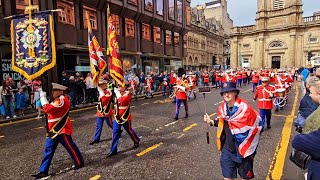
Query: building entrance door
271 56 281 69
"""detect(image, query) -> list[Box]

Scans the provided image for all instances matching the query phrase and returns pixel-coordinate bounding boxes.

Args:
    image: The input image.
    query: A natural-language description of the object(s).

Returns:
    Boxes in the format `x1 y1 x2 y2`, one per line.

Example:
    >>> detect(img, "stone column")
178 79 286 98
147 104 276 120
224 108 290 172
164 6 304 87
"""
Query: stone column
256 35 264 68
290 33 297 67
230 38 238 68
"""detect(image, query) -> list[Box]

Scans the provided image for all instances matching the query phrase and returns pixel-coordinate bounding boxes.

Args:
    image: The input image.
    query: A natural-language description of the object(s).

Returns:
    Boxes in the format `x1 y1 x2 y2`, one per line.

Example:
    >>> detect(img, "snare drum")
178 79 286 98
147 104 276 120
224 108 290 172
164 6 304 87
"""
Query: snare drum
275 88 286 98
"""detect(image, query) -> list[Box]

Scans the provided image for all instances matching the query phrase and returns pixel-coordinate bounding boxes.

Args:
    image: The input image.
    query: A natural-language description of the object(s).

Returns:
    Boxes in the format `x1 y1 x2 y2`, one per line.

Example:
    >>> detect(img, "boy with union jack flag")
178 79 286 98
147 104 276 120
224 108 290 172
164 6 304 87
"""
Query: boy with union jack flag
204 82 262 179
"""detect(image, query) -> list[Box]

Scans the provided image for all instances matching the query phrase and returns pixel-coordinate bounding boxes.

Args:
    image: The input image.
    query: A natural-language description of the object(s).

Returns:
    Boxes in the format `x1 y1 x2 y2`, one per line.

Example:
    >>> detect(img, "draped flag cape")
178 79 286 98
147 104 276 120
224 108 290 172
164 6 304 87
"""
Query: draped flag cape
106 7 125 87
218 98 262 158
11 12 56 80
87 13 107 87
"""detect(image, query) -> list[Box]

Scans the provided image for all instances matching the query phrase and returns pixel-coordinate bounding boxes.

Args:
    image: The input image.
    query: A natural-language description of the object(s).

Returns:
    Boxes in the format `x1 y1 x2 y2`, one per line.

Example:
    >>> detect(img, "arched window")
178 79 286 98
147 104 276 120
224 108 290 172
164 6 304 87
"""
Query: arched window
273 0 284 10
269 41 284 48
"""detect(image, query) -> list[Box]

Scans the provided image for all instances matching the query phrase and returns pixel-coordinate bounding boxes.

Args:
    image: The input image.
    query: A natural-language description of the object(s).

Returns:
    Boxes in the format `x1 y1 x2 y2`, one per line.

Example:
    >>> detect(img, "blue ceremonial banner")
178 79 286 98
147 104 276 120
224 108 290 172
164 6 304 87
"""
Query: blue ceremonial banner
11 12 56 80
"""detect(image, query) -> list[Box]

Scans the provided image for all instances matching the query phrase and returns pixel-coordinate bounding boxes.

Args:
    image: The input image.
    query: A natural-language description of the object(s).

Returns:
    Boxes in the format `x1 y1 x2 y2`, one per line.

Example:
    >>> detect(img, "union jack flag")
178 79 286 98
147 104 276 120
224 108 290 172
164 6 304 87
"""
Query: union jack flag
87 13 107 87
218 98 262 158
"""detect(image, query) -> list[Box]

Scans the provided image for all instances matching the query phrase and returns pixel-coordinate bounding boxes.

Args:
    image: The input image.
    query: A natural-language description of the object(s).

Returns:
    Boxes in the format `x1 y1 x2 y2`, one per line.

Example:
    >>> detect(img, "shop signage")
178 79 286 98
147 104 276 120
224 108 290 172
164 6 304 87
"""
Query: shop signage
1 59 25 81
75 66 90 72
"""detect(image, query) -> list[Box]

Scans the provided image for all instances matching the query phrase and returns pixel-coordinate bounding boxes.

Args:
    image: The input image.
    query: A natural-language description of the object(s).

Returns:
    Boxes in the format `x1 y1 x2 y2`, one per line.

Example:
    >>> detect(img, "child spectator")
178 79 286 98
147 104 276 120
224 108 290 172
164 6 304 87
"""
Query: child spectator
16 88 27 116
33 89 42 118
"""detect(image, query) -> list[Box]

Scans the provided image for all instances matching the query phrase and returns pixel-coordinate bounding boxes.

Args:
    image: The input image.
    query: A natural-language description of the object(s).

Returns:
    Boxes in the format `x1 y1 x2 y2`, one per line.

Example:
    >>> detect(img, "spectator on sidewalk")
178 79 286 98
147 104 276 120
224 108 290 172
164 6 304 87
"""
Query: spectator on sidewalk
0 80 17 119
16 88 28 116
85 73 95 104
61 71 69 88
139 72 145 95
34 88 42 119
68 76 78 108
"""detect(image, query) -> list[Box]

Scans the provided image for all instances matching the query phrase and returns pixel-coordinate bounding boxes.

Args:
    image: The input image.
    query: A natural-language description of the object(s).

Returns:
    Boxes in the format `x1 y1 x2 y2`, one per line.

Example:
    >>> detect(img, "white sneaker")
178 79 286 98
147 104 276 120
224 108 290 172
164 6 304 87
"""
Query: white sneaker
6 116 10 119
13 115 17 118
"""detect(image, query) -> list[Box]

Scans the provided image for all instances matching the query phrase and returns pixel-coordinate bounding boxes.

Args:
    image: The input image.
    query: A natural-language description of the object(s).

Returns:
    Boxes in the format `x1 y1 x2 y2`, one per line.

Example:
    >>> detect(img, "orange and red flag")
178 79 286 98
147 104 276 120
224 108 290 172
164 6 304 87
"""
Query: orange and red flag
107 7 125 87
87 13 107 87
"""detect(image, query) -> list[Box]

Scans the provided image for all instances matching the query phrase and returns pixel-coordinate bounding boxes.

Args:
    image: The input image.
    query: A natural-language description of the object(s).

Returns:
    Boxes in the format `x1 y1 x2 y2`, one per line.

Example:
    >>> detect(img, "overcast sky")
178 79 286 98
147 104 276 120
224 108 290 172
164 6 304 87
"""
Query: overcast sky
191 0 320 26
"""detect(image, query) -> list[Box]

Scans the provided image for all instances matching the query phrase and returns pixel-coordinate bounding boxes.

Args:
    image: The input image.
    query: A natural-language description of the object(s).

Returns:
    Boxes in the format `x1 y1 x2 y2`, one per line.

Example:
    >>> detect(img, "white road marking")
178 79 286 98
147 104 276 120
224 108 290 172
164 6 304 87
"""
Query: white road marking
242 89 252 93
214 101 223 105
165 121 177 127
0 135 5 138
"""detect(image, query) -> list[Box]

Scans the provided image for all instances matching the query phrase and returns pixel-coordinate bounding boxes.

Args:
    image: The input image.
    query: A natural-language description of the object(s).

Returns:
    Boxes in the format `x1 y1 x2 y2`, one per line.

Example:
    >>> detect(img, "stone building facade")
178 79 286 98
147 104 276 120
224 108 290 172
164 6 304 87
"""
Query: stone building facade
230 0 320 69
184 7 224 70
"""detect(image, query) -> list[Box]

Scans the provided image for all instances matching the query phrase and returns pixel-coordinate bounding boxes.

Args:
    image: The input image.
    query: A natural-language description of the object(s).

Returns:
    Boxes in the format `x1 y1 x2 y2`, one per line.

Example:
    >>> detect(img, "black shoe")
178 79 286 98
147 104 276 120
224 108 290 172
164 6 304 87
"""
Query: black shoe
173 116 178 120
89 140 100 145
31 172 49 179
267 125 271 129
106 151 117 158
73 163 85 170
280 107 283 110
133 143 139 148
275 108 279 112
184 114 189 118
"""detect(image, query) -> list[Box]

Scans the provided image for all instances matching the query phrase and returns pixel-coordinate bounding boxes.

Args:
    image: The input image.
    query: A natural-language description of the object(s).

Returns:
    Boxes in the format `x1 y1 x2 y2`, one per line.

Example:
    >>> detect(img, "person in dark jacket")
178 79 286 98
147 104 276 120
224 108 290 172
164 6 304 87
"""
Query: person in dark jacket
294 88 319 131
61 71 69 88
292 129 320 180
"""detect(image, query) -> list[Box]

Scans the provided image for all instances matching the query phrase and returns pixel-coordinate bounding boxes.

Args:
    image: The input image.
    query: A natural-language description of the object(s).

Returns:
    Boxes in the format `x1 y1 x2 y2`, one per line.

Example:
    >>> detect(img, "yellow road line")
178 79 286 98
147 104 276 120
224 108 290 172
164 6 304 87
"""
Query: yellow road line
89 175 101 180
172 132 185 139
33 126 45 130
183 123 198 132
266 87 299 180
273 114 297 118
0 135 5 138
136 142 164 157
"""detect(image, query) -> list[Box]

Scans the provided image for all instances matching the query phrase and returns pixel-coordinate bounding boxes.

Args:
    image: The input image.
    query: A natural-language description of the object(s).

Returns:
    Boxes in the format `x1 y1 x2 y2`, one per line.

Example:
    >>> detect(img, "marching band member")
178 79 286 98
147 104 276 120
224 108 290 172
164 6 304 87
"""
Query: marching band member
169 71 176 95
31 83 84 179
89 79 114 145
203 71 210 86
242 70 247 86
129 75 138 100
215 71 222 88
144 75 154 99
188 72 197 99
174 75 189 120
251 71 259 92
236 71 242 87
107 84 140 157
253 77 276 130
162 77 169 96
204 82 262 180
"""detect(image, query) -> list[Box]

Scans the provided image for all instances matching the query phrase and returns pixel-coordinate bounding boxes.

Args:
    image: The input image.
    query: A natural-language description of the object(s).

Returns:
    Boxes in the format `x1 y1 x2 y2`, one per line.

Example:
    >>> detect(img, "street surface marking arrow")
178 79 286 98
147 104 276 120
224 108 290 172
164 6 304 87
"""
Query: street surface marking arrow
136 142 164 157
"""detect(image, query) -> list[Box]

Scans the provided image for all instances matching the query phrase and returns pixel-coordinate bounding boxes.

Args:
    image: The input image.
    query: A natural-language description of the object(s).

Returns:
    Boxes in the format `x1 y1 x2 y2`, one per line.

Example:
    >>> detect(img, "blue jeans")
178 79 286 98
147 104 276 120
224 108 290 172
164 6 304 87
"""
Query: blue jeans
259 109 272 129
175 99 188 118
110 120 140 153
2 95 15 117
39 134 84 173
252 83 258 92
93 117 113 141
69 92 78 107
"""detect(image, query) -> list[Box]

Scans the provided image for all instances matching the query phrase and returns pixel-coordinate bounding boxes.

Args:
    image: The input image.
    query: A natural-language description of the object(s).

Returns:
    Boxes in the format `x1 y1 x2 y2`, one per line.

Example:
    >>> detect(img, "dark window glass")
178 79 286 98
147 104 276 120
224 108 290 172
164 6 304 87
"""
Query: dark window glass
186 5 191 26
125 18 135 38
145 0 153 11
168 0 174 20
166 30 172 45
174 33 179 46
177 0 182 23
154 27 161 43
156 0 163 15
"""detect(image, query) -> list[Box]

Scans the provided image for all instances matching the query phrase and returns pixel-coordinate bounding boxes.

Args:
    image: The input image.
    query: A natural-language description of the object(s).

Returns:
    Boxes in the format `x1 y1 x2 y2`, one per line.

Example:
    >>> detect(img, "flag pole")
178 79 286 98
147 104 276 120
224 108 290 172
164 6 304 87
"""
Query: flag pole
106 4 111 75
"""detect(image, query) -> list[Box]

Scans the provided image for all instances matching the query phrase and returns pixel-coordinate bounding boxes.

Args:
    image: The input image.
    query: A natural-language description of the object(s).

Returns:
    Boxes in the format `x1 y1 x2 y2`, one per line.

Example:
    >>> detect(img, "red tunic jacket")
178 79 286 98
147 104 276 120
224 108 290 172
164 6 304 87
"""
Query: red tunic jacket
203 74 209 83
96 89 113 117
254 85 275 109
117 91 132 121
43 95 72 135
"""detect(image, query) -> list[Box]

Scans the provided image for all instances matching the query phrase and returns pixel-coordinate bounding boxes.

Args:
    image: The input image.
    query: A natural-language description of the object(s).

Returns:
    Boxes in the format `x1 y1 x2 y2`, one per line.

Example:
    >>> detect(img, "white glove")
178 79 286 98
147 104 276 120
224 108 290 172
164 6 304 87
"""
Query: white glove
269 93 273 98
40 96 49 106
97 86 105 96
38 88 43 92
114 88 121 99
40 91 46 98
253 99 256 102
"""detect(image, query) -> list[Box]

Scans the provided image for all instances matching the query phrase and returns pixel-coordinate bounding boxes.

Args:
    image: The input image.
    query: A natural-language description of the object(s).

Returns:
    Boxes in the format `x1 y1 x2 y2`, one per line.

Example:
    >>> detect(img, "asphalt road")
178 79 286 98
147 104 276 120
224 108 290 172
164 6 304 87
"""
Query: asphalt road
0 83 305 180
